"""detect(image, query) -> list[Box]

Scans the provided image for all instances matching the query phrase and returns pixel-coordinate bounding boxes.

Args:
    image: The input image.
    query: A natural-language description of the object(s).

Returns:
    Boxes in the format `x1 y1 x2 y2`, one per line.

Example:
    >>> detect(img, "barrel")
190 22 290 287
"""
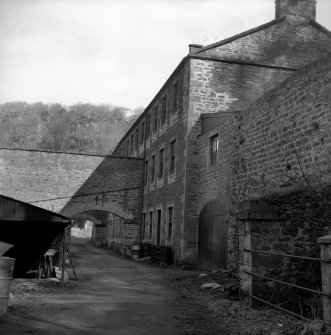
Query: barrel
160 246 173 265
0 257 15 316
151 245 160 264
141 243 151 258
131 244 141 260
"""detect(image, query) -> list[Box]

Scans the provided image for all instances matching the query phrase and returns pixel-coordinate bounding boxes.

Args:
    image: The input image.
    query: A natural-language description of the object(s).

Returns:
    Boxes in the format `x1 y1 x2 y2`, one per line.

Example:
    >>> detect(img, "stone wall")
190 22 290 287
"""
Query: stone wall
197 54 331 272
195 17 331 68
0 149 144 222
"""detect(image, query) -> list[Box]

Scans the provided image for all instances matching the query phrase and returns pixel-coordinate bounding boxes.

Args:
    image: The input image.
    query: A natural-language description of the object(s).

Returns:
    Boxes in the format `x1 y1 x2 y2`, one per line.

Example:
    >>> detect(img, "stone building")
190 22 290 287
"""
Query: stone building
112 0 331 269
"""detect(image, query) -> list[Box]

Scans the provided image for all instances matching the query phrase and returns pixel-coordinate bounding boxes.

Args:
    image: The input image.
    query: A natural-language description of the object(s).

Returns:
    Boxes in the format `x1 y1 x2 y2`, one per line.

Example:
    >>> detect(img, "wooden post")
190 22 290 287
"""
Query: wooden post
61 228 67 281
318 235 331 324
239 221 252 300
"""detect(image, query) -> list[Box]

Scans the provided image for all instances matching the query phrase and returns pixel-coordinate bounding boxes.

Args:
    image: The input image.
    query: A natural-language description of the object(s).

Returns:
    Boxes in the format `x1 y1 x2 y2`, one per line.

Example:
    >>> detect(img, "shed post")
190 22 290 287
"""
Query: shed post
61 228 67 281
318 235 331 324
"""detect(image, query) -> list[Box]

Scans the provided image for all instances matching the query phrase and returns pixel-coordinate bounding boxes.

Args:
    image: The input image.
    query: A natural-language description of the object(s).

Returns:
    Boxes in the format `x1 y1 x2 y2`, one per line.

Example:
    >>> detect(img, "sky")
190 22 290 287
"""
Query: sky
0 0 330 109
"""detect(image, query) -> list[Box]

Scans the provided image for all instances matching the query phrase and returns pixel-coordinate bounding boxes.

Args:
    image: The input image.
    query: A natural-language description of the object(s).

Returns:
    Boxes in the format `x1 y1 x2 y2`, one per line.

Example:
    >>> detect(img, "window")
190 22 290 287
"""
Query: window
149 211 153 239
161 95 167 125
150 154 156 182
153 106 158 133
172 80 179 114
169 139 176 173
144 160 148 186
135 128 139 150
146 113 151 138
142 213 146 239
168 206 173 239
140 121 145 145
126 140 130 156
210 134 219 166
156 209 162 245
130 134 134 154
158 148 164 178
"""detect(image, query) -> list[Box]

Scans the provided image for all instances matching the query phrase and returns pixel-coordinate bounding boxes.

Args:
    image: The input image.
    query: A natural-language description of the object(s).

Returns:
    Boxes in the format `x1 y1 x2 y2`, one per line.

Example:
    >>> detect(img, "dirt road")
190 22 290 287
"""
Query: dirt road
0 237 216 335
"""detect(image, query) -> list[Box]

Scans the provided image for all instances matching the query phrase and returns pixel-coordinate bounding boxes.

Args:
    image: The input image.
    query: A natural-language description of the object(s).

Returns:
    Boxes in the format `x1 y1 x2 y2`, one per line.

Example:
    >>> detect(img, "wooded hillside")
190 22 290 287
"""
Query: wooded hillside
0 102 142 155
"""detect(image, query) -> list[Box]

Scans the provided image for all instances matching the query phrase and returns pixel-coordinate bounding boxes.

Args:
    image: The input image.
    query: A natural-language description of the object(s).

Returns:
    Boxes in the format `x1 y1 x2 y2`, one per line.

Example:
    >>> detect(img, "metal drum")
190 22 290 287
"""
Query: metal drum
0 257 15 316
131 244 141 260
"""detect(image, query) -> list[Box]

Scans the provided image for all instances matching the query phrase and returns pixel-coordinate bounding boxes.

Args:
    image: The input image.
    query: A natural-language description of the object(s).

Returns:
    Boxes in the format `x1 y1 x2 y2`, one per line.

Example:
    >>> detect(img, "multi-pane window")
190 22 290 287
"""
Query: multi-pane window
210 134 219 166
150 155 156 182
144 160 148 186
168 206 173 239
135 128 139 150
153 106 158 133
146 113 151 138
158 148 164 178
161 95 167 125
169 139 176 173
140 121 145 145
142 213 146 239
149 211 153 239
172 80 179 114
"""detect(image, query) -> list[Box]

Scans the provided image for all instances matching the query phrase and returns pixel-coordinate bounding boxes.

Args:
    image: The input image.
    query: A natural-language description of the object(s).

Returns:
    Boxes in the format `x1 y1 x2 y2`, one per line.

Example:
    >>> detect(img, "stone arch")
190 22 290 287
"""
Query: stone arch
197 199 229 271
60 199 132 221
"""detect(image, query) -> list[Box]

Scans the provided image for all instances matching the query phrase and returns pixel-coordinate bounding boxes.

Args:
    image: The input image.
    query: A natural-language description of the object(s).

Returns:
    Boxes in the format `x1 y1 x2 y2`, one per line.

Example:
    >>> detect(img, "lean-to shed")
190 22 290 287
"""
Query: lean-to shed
0 195 71 277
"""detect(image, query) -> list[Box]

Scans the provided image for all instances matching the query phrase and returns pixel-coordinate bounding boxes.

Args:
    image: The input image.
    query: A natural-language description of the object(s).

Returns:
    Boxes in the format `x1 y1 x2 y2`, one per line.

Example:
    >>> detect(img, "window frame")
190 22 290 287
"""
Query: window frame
150 154 156 183
210 133 219 166
161 95 167 125
169 139 176 174
158 147 164 178
140 121 145 145
172 80 179 115
149 210 153 239
168 206 174 239
153 105 158 133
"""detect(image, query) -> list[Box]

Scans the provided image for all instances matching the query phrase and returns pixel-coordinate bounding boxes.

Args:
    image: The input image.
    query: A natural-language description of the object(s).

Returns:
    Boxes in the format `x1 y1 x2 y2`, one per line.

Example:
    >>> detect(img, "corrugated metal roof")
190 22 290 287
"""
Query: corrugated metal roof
0 195 70 223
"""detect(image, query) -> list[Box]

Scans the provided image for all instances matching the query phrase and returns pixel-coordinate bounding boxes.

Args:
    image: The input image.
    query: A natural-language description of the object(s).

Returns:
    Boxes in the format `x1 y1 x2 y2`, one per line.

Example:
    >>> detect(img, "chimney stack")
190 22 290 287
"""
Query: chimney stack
189 44 203 53
275 0 316 20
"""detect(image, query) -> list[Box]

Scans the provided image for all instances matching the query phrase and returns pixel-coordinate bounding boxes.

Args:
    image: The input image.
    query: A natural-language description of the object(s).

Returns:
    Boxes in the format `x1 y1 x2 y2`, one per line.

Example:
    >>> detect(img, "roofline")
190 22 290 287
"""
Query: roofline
193 17 285 55
113 51 297 153
113 56 189 153
0 194 71 222
309 19 331 37
0 147 143 161
190 55 298 71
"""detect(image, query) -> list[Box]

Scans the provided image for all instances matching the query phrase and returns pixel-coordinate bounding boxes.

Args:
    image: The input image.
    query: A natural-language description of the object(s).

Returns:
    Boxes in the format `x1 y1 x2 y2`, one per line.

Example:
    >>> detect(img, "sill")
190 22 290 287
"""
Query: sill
156 177 164 189
168 172 176 184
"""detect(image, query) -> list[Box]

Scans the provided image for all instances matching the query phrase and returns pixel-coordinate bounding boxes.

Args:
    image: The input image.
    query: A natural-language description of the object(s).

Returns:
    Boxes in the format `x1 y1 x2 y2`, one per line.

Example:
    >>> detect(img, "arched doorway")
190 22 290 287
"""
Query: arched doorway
197 200 229 271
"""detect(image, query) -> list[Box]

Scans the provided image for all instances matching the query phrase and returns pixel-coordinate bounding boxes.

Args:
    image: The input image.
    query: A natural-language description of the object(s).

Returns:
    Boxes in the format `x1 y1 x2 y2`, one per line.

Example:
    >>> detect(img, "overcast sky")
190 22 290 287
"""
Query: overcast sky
0 0 330 109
